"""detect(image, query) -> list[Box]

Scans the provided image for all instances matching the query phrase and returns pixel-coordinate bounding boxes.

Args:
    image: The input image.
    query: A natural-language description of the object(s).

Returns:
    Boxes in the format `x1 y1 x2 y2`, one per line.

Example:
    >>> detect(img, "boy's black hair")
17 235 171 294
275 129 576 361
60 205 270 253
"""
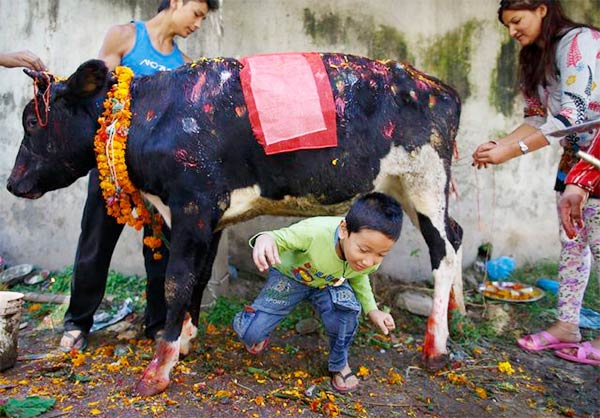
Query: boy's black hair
345 192 403 241
158 0 220 13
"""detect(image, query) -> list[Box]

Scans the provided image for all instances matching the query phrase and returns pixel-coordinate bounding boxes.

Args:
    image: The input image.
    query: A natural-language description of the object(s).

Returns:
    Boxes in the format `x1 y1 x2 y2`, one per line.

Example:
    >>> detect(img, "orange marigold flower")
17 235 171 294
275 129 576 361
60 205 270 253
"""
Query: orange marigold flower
93 65 162 254
356 365 370 377
475 387 488 399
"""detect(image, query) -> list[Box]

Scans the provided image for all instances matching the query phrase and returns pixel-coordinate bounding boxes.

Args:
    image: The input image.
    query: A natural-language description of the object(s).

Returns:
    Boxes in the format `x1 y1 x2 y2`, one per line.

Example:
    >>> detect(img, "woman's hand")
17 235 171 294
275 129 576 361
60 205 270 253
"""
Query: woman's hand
472 141 516 168
558 185 589 239
367 310 396 335
472 141 498 169
252 234 281 272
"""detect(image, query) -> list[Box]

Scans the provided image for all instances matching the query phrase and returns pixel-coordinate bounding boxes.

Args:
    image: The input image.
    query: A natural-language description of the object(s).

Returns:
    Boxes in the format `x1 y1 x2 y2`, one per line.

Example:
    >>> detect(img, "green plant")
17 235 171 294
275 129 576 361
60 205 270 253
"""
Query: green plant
206 296 246 326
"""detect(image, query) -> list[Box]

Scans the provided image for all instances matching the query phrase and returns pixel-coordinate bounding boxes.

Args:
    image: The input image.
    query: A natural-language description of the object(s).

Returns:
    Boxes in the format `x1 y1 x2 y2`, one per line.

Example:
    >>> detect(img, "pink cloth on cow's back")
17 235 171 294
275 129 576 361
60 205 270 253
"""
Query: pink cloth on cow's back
240 53 337 155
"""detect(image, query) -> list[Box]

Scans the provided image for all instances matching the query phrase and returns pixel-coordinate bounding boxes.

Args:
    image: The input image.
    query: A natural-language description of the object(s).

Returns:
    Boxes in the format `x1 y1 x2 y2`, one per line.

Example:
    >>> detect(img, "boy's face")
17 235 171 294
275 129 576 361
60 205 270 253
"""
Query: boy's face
172 1 209 38
338 221 396 272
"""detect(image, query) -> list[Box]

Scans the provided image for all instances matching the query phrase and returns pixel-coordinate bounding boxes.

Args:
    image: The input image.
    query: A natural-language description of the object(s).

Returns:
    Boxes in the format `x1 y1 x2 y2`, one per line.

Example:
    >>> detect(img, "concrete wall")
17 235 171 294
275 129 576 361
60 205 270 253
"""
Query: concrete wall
2 0 597 281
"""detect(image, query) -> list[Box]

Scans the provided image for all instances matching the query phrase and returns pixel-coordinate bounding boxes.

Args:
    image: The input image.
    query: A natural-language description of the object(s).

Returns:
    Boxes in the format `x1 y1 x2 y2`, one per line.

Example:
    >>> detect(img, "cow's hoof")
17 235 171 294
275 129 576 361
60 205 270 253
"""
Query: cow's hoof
134 377 170 396
422 353 449 371
179 316 198 357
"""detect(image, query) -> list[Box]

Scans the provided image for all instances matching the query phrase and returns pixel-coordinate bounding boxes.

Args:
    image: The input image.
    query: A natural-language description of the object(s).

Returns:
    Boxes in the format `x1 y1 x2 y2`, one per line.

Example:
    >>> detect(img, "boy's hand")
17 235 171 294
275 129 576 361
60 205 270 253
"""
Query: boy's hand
367 310 396 335
252 234 282 272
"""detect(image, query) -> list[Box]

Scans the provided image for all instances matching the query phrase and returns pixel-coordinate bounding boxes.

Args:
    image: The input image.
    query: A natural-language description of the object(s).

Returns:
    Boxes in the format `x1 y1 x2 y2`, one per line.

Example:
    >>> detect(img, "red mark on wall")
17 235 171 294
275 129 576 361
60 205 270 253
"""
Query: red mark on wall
197 218 206 229
146 110 156 121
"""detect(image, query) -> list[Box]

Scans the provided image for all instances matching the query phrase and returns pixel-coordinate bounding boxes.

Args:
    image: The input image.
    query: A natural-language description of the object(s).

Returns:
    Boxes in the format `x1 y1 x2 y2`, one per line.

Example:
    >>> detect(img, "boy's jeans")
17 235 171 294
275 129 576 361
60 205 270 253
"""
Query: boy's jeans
233 268 361 372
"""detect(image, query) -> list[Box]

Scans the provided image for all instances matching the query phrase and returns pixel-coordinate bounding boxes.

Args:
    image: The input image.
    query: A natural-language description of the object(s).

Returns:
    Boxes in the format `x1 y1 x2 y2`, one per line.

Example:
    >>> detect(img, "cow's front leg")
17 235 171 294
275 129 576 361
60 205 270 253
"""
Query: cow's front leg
135 209 212 396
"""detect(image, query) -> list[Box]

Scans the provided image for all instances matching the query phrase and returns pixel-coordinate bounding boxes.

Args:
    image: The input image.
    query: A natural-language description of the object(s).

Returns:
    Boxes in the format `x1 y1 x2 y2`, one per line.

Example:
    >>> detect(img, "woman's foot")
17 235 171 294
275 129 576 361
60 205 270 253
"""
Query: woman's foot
59 329 88 352
517 321 581 351
555 338 600 365
330 364 359 393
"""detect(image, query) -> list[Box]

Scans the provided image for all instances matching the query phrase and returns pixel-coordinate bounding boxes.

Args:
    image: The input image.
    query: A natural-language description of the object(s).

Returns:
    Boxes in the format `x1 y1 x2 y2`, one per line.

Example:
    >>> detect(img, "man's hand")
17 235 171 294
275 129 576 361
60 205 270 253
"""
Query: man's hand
252 234 281 272
559 184 589 239
0 50 46 71
367 310 396 335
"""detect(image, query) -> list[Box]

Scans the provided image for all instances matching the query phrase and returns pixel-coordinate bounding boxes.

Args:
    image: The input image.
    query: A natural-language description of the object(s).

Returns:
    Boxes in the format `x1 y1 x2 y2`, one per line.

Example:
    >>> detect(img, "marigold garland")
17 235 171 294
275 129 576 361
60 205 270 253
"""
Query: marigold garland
93 66 163 260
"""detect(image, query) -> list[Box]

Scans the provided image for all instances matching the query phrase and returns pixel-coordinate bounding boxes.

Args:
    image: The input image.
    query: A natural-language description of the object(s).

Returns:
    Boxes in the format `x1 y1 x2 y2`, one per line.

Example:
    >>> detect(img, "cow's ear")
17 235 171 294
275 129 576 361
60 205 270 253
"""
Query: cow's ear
65 59 108 99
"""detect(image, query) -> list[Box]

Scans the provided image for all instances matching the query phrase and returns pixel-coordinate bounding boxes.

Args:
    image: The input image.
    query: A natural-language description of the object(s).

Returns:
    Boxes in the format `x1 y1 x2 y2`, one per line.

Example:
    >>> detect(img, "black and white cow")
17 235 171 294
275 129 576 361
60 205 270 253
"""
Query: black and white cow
7 54 463 395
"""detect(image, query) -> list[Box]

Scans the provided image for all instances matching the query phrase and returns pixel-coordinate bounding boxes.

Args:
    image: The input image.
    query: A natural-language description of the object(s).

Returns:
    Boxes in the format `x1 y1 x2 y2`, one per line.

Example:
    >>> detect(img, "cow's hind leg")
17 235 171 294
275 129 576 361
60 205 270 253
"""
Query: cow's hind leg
416 210 463 368
378 145 463 369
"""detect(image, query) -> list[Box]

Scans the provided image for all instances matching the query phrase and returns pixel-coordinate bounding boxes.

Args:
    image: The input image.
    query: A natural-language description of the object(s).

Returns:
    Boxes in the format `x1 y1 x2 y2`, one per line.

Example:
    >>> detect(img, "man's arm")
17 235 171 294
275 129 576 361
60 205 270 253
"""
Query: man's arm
97 24 135 71
0 50 46 71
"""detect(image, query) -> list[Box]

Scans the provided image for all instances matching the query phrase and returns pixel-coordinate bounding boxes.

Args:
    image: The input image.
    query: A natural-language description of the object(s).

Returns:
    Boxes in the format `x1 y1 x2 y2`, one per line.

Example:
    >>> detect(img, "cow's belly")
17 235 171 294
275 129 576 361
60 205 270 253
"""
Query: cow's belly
218 185 353 229
142 187 353 231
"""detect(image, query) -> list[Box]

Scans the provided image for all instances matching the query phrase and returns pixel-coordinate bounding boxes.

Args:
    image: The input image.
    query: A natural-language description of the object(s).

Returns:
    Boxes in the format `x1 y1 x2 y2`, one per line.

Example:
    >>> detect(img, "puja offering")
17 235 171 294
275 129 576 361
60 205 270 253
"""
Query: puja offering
479 281 544 302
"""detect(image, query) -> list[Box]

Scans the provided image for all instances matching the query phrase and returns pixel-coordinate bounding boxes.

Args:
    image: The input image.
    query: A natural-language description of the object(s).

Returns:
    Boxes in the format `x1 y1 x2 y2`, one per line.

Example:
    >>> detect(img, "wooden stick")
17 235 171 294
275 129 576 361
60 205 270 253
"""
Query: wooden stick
22 292 70 304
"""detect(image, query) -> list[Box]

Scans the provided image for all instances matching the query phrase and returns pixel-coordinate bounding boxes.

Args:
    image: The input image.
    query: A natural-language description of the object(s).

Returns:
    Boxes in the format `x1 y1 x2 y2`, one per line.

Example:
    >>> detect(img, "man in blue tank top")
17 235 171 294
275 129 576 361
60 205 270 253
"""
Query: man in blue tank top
60 0 220 352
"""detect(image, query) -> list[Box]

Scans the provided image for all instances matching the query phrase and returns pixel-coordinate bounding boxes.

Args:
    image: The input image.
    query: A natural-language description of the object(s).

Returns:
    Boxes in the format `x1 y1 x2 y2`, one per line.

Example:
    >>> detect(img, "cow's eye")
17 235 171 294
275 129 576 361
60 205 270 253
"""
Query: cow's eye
25 116 37 130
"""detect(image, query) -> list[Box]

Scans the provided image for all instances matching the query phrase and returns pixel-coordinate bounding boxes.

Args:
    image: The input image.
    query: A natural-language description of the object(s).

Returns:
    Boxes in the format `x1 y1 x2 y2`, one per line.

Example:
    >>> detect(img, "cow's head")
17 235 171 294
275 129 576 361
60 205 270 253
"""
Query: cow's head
7 59 112 198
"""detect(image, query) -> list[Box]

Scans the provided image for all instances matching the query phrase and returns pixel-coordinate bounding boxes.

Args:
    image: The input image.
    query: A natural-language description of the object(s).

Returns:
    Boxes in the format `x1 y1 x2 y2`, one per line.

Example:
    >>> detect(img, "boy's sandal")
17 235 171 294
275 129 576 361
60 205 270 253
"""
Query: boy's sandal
59 330 88 353
554 342 600 365
516 331 579 352
330 371 359 393
244 337 270 355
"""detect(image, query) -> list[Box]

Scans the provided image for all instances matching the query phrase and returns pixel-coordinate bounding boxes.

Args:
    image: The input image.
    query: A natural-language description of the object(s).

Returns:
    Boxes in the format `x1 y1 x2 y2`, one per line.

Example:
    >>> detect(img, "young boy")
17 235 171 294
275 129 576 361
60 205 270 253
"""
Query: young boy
233 192 402 393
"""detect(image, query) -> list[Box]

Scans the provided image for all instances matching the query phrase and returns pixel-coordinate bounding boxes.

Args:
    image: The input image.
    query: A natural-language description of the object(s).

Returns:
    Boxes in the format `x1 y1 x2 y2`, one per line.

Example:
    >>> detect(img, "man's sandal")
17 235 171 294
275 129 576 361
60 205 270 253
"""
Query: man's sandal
330 371 359 393
59 330 88 353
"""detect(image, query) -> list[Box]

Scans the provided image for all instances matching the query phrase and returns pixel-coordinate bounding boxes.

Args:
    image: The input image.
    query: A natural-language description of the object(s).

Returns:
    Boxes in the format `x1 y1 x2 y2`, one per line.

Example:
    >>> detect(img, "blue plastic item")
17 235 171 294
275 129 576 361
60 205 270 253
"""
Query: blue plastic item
485 256 516 280
536 278 559 295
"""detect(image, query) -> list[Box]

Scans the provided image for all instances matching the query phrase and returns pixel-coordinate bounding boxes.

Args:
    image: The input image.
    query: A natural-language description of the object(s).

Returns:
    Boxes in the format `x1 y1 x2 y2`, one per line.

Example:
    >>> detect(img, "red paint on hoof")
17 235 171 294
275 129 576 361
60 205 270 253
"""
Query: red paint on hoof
134 358 170 396
134 339 179 396
423 352 449 371
422 317 448 371
448 289 458 312
179 313 198 357
423 316 437 359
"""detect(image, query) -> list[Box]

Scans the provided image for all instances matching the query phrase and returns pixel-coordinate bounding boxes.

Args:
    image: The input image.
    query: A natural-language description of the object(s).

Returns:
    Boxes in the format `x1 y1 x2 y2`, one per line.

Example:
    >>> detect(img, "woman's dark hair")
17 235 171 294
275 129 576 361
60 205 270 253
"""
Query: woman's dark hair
345 192 403 241
158 0 220 13
498 0 597 98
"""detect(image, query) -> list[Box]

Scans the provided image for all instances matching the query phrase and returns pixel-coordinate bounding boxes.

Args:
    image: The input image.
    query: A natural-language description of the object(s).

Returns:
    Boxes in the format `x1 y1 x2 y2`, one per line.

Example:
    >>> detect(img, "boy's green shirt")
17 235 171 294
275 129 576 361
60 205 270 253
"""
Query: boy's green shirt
249 216 379 313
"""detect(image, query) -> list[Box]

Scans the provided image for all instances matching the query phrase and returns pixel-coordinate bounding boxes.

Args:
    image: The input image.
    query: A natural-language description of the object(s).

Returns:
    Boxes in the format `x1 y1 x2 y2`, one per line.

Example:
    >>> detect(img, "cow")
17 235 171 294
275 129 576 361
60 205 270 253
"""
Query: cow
7 54 463 396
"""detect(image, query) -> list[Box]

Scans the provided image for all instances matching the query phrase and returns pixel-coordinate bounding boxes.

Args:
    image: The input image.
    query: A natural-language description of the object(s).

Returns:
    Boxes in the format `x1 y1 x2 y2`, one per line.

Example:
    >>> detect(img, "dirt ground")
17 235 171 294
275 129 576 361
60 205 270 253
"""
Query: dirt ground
0 278 598 418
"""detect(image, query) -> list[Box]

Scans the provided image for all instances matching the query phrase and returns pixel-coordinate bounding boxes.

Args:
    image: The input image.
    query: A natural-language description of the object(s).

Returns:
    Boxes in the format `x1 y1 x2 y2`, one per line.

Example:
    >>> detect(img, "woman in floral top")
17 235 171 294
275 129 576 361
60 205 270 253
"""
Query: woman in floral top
472 0 600 365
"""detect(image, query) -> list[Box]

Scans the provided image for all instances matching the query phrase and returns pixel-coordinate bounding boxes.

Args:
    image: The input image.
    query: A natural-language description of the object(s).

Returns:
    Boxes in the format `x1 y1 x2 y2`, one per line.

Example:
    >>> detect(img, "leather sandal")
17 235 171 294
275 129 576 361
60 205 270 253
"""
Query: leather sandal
59 330 88 352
